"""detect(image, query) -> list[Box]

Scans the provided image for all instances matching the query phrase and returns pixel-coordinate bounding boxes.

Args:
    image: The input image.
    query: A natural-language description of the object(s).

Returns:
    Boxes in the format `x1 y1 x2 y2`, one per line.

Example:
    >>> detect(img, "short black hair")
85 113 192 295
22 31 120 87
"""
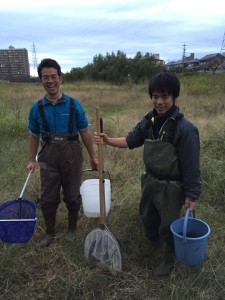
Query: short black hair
148 72 180 100
37 58 62 78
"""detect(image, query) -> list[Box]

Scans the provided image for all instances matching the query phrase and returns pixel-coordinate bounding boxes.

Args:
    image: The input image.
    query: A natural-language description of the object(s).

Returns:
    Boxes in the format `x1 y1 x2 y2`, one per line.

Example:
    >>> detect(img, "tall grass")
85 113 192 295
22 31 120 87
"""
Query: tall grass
0 74 225 299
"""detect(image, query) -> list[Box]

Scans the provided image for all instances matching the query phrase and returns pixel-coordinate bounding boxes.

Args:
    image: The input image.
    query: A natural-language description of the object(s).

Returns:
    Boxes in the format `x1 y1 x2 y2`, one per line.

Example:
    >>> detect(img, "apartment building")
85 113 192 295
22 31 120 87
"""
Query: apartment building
0 46 30 82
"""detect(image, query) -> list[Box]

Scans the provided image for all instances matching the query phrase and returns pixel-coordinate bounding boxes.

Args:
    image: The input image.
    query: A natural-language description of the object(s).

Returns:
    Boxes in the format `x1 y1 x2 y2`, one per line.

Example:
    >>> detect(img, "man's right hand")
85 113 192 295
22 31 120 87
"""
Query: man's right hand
27 161 36 172
94 132 108 145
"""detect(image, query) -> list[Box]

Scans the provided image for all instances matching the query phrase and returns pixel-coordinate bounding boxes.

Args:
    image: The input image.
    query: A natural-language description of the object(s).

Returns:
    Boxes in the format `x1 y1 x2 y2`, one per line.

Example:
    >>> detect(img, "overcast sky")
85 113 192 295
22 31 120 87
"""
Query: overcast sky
1 0 224 76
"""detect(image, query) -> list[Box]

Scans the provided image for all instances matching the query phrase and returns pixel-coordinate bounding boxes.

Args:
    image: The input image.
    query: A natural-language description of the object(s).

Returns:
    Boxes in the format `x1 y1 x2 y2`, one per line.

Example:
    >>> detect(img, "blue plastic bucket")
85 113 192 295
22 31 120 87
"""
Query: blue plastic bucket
170 208 211 267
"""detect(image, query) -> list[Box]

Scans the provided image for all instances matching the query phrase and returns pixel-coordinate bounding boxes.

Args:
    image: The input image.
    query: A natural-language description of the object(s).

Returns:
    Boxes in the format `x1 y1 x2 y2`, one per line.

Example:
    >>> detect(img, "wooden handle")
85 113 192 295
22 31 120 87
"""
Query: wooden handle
96 107 105 225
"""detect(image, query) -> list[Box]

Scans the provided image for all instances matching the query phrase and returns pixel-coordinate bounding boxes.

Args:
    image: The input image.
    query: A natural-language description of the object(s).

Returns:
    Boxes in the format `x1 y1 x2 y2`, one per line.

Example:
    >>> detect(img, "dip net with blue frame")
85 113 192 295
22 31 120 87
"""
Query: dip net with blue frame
0 172 37 243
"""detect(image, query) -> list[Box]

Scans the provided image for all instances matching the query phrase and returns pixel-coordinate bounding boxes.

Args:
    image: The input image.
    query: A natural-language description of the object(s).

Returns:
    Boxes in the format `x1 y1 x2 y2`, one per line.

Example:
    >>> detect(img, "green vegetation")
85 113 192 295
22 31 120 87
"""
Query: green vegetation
0 73 225 299
63 51 162 84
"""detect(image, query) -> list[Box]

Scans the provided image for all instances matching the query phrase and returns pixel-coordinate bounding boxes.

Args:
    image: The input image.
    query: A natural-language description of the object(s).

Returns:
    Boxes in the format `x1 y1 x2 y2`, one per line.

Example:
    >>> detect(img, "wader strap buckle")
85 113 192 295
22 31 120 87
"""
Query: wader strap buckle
42 134 79 142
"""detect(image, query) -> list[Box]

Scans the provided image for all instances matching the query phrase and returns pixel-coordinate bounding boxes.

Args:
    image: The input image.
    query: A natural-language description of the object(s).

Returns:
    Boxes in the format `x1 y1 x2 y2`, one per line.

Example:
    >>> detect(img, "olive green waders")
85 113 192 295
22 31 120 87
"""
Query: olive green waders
38 135 83 247
140 139 185 275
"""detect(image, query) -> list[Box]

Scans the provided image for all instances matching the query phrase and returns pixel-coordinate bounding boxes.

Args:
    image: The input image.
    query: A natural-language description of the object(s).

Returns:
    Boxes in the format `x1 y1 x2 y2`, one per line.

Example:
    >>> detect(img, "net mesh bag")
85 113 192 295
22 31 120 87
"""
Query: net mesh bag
84 228 122 274
0 199 37 243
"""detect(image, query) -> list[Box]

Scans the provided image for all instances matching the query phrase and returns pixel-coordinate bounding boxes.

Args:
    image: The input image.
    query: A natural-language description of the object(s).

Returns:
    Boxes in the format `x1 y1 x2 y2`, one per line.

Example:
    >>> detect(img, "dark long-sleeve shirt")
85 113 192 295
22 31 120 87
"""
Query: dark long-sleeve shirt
126 106 201 200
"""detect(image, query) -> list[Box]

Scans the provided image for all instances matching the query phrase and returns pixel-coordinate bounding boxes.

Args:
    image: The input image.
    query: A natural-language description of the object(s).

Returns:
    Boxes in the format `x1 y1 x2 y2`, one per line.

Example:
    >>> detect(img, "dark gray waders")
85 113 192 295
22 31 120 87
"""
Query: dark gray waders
37 98 82 247
140 139 185 275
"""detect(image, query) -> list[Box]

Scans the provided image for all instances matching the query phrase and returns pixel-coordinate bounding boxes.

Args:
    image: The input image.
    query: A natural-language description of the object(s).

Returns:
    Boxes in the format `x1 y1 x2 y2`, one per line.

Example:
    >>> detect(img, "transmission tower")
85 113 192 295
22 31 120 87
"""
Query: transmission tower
31 42 38 70
220 32 225 56
182 43 187 69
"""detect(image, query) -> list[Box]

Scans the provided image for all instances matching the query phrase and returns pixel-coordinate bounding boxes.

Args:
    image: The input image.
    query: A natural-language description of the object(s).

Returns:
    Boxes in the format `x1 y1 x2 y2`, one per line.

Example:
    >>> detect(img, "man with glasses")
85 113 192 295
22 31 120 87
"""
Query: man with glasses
27 58 98 247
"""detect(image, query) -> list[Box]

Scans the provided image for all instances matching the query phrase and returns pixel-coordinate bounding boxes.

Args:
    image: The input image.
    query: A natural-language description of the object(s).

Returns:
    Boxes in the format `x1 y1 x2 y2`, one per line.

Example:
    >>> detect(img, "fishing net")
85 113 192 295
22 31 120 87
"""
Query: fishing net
0 199 37 243
84 227 122 274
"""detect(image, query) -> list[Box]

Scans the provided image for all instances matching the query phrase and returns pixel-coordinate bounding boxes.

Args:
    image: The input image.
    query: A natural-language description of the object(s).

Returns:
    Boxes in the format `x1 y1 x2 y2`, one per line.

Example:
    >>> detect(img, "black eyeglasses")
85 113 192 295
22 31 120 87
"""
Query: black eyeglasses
42 74 59 82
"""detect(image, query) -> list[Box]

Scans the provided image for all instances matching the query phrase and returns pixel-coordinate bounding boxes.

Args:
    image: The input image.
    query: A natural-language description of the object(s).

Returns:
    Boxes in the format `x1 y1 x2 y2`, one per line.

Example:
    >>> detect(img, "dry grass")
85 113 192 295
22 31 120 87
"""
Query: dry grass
0 74 225 299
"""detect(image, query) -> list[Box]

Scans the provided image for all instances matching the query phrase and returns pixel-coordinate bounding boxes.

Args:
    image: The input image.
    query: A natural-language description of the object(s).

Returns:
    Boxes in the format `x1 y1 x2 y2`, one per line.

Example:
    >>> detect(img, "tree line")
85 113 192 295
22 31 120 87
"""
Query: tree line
63 50 163 85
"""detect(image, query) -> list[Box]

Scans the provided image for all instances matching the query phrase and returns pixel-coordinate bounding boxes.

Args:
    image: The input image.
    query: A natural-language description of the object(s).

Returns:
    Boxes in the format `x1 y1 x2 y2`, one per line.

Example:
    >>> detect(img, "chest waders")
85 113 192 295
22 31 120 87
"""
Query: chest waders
37 98 83 247
139 118 185 246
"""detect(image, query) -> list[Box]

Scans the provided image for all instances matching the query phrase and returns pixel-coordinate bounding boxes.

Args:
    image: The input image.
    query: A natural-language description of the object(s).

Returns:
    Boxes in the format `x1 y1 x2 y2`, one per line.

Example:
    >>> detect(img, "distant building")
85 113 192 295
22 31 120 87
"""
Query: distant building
165 52 225 73
151 54 164 66
199 53 225 71
0 46 30 82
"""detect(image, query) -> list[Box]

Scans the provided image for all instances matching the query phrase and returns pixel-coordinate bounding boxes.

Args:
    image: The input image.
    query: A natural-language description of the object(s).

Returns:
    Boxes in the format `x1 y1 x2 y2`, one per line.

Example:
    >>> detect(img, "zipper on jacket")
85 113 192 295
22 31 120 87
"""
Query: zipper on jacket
159 117 176 140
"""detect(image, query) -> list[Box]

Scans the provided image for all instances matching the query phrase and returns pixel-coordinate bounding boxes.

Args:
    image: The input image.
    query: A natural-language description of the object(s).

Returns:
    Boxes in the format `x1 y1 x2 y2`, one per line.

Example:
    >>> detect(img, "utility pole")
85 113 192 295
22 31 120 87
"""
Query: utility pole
182 43 187 71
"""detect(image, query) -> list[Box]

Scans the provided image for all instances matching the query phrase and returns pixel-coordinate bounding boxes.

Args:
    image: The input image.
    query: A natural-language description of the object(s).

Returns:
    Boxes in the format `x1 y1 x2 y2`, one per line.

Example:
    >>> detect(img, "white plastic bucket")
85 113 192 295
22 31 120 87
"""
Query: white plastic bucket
80 179 111 218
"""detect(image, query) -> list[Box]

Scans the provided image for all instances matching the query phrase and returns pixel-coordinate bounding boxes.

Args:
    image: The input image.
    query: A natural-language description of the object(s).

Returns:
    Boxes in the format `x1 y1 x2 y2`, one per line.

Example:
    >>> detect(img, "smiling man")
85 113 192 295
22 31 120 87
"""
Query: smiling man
27 58 98 247
94 72 201 276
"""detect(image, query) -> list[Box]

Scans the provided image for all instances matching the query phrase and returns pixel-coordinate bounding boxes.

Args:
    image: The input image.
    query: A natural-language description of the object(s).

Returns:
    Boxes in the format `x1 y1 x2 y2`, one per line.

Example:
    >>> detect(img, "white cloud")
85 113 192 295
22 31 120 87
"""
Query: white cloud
1 0 224 73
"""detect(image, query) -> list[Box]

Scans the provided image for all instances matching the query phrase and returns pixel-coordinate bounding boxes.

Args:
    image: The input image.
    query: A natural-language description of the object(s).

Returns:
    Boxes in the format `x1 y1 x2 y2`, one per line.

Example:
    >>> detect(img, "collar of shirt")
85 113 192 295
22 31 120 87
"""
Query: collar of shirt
44 92 64 105
45 92 63 104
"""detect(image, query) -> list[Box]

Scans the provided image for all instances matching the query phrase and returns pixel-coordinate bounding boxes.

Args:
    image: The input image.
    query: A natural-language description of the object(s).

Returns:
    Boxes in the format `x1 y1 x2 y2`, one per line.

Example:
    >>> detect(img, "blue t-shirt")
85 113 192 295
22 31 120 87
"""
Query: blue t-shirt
28 93 88 135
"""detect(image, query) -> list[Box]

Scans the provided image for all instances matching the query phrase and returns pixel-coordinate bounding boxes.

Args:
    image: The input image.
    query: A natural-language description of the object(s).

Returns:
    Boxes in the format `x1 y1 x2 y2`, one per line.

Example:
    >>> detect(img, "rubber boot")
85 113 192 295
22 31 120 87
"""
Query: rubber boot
65 212 78 242
148 234 161 248
154 243 175 276
39 217 56 248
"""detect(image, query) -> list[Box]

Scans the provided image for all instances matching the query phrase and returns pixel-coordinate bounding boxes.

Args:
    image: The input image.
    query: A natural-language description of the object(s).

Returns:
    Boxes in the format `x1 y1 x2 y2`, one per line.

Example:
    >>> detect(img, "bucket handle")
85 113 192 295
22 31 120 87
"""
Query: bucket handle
183 208 196 243
82 169 111 181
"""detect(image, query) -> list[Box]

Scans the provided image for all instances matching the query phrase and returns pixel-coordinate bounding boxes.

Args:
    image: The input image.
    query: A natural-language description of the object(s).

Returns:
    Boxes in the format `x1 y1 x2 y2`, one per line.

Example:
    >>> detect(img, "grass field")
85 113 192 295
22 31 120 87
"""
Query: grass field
0 73 225 299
